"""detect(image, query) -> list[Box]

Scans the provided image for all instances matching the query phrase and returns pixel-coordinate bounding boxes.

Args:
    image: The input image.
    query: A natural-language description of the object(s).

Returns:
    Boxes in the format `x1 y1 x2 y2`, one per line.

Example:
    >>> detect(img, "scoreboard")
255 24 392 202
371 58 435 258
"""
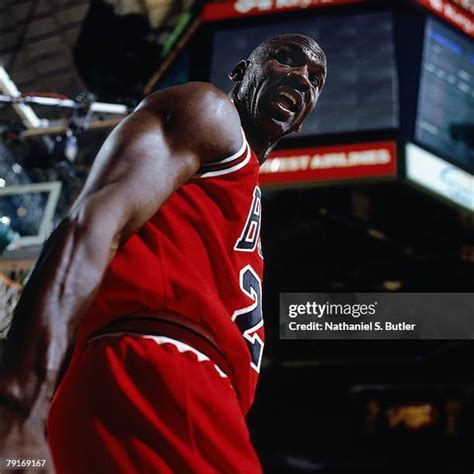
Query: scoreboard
416 17 474 171
154 0 474 210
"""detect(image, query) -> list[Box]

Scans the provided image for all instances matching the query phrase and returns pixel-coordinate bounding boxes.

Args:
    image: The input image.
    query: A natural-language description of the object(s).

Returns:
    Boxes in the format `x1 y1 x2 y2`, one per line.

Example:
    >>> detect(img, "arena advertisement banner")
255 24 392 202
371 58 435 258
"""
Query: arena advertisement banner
417 0 474 38
201 0 372 22
259 141 397 186
406 143 474 211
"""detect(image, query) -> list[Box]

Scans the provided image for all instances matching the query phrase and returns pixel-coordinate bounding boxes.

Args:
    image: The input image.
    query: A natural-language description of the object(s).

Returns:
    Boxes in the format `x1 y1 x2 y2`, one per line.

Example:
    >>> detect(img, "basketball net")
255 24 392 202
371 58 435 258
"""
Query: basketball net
0 268 31 338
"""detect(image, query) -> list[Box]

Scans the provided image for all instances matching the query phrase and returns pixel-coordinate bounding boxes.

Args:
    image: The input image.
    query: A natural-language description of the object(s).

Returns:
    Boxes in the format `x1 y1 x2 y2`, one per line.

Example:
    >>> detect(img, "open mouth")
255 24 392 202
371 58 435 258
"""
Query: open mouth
272 88 302 116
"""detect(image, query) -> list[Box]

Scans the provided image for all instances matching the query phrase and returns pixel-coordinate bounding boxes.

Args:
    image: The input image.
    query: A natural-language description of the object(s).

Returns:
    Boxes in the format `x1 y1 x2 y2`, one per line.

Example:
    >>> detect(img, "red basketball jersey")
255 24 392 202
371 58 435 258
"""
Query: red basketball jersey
78 131 264 413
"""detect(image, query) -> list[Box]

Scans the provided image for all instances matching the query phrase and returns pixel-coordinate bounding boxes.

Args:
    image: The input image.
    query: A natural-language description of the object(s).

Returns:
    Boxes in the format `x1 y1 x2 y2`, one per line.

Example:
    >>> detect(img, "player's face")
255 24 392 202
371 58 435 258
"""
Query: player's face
246 39 325 137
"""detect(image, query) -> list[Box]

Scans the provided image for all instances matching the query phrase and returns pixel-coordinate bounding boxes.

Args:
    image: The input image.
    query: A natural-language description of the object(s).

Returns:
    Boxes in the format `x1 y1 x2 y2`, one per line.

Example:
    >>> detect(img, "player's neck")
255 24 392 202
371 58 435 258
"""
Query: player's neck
230 96 278 164
242 121 276 164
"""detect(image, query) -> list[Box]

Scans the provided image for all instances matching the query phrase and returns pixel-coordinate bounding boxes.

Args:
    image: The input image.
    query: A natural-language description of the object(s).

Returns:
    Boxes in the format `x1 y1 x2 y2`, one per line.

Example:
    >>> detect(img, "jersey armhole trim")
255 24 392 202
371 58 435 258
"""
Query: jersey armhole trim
193 128 251 178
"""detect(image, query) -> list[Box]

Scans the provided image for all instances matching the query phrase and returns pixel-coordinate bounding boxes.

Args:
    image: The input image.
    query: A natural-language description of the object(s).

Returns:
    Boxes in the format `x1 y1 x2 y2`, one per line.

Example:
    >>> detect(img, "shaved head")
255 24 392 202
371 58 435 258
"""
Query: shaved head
228 33 327 162
248 34 327 77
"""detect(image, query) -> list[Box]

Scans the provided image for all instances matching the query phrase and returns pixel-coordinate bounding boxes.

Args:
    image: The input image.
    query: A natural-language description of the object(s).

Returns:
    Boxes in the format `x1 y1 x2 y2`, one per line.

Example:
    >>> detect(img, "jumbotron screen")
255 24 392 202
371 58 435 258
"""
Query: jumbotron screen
210 11 399 137
416 18 474 170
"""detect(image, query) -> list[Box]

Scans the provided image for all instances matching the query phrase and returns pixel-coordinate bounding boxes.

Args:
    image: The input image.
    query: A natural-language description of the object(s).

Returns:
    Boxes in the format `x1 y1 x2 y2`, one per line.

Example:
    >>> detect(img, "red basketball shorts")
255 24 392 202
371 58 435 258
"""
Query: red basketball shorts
47 334 262 474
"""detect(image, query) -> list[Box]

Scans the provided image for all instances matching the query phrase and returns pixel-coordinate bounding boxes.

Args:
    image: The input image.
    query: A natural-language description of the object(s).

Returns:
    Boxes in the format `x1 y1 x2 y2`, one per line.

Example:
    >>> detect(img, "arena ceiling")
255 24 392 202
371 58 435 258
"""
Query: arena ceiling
0 0 90 99
0 0 193 105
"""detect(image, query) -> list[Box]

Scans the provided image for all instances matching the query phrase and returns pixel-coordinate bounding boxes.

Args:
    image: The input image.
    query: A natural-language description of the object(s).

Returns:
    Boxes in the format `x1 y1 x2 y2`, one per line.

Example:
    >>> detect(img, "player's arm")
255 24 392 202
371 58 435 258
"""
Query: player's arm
0 82 242 423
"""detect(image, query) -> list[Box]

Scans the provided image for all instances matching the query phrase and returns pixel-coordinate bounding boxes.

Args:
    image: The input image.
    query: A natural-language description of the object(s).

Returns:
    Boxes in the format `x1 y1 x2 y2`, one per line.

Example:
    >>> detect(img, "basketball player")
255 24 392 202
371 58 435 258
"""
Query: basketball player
0 34 326 473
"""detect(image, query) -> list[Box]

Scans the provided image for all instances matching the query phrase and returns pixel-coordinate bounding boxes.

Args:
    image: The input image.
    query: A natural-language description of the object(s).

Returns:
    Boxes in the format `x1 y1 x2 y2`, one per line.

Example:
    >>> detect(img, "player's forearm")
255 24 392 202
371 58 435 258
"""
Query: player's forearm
0 215 116 415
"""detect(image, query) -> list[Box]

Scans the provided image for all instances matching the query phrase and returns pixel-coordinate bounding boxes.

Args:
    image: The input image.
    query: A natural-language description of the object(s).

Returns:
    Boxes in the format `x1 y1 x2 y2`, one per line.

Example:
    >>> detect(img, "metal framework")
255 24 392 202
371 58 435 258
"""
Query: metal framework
0 66 129 137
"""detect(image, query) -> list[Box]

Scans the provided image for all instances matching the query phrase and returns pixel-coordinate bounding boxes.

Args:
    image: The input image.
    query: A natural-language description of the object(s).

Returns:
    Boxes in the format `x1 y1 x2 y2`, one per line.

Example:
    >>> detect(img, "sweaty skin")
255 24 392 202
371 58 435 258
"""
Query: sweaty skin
0 34 326 472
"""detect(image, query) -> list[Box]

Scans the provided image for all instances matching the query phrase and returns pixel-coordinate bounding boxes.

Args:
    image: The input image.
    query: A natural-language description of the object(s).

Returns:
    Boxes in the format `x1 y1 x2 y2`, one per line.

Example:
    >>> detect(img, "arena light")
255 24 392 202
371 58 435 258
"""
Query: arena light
386 403 438 431
53 129 78 163
405 143 474 212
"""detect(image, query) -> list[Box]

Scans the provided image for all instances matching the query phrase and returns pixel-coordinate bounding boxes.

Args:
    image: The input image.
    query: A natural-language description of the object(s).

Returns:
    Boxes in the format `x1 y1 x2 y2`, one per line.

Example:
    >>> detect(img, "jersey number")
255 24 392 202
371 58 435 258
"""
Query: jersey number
232 265 264 373
234 187 261 252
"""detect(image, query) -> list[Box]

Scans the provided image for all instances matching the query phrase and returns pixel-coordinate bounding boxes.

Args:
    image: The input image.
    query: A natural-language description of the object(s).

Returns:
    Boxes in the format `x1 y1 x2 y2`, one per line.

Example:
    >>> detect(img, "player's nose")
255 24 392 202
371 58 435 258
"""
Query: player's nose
286 65 311 92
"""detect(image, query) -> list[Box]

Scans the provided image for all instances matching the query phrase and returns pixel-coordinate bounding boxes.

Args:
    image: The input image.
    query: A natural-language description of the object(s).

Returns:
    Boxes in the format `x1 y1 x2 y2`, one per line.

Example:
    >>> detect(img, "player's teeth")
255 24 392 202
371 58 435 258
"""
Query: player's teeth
281 91 296 105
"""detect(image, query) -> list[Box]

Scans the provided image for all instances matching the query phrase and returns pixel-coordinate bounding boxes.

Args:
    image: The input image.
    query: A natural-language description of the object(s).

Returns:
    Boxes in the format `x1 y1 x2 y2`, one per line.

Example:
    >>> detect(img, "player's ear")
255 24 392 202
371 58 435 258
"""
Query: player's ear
228 60 251 82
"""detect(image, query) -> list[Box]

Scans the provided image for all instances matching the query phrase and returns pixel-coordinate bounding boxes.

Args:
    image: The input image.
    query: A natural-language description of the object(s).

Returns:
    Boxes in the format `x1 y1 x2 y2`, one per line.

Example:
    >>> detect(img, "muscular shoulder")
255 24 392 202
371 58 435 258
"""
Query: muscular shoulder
138 82 243 164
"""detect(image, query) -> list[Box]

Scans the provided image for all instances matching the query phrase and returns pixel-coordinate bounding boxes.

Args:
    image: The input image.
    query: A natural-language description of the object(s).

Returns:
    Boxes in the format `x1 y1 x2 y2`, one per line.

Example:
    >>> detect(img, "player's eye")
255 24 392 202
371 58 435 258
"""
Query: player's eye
277 52 293 65
310 75 321 89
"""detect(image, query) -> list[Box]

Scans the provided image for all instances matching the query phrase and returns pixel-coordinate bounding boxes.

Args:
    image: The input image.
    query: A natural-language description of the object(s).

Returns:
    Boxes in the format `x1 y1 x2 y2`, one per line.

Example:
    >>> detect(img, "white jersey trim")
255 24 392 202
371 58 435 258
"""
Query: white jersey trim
198 145 251 178
87 332 228 379
194 128 251 178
